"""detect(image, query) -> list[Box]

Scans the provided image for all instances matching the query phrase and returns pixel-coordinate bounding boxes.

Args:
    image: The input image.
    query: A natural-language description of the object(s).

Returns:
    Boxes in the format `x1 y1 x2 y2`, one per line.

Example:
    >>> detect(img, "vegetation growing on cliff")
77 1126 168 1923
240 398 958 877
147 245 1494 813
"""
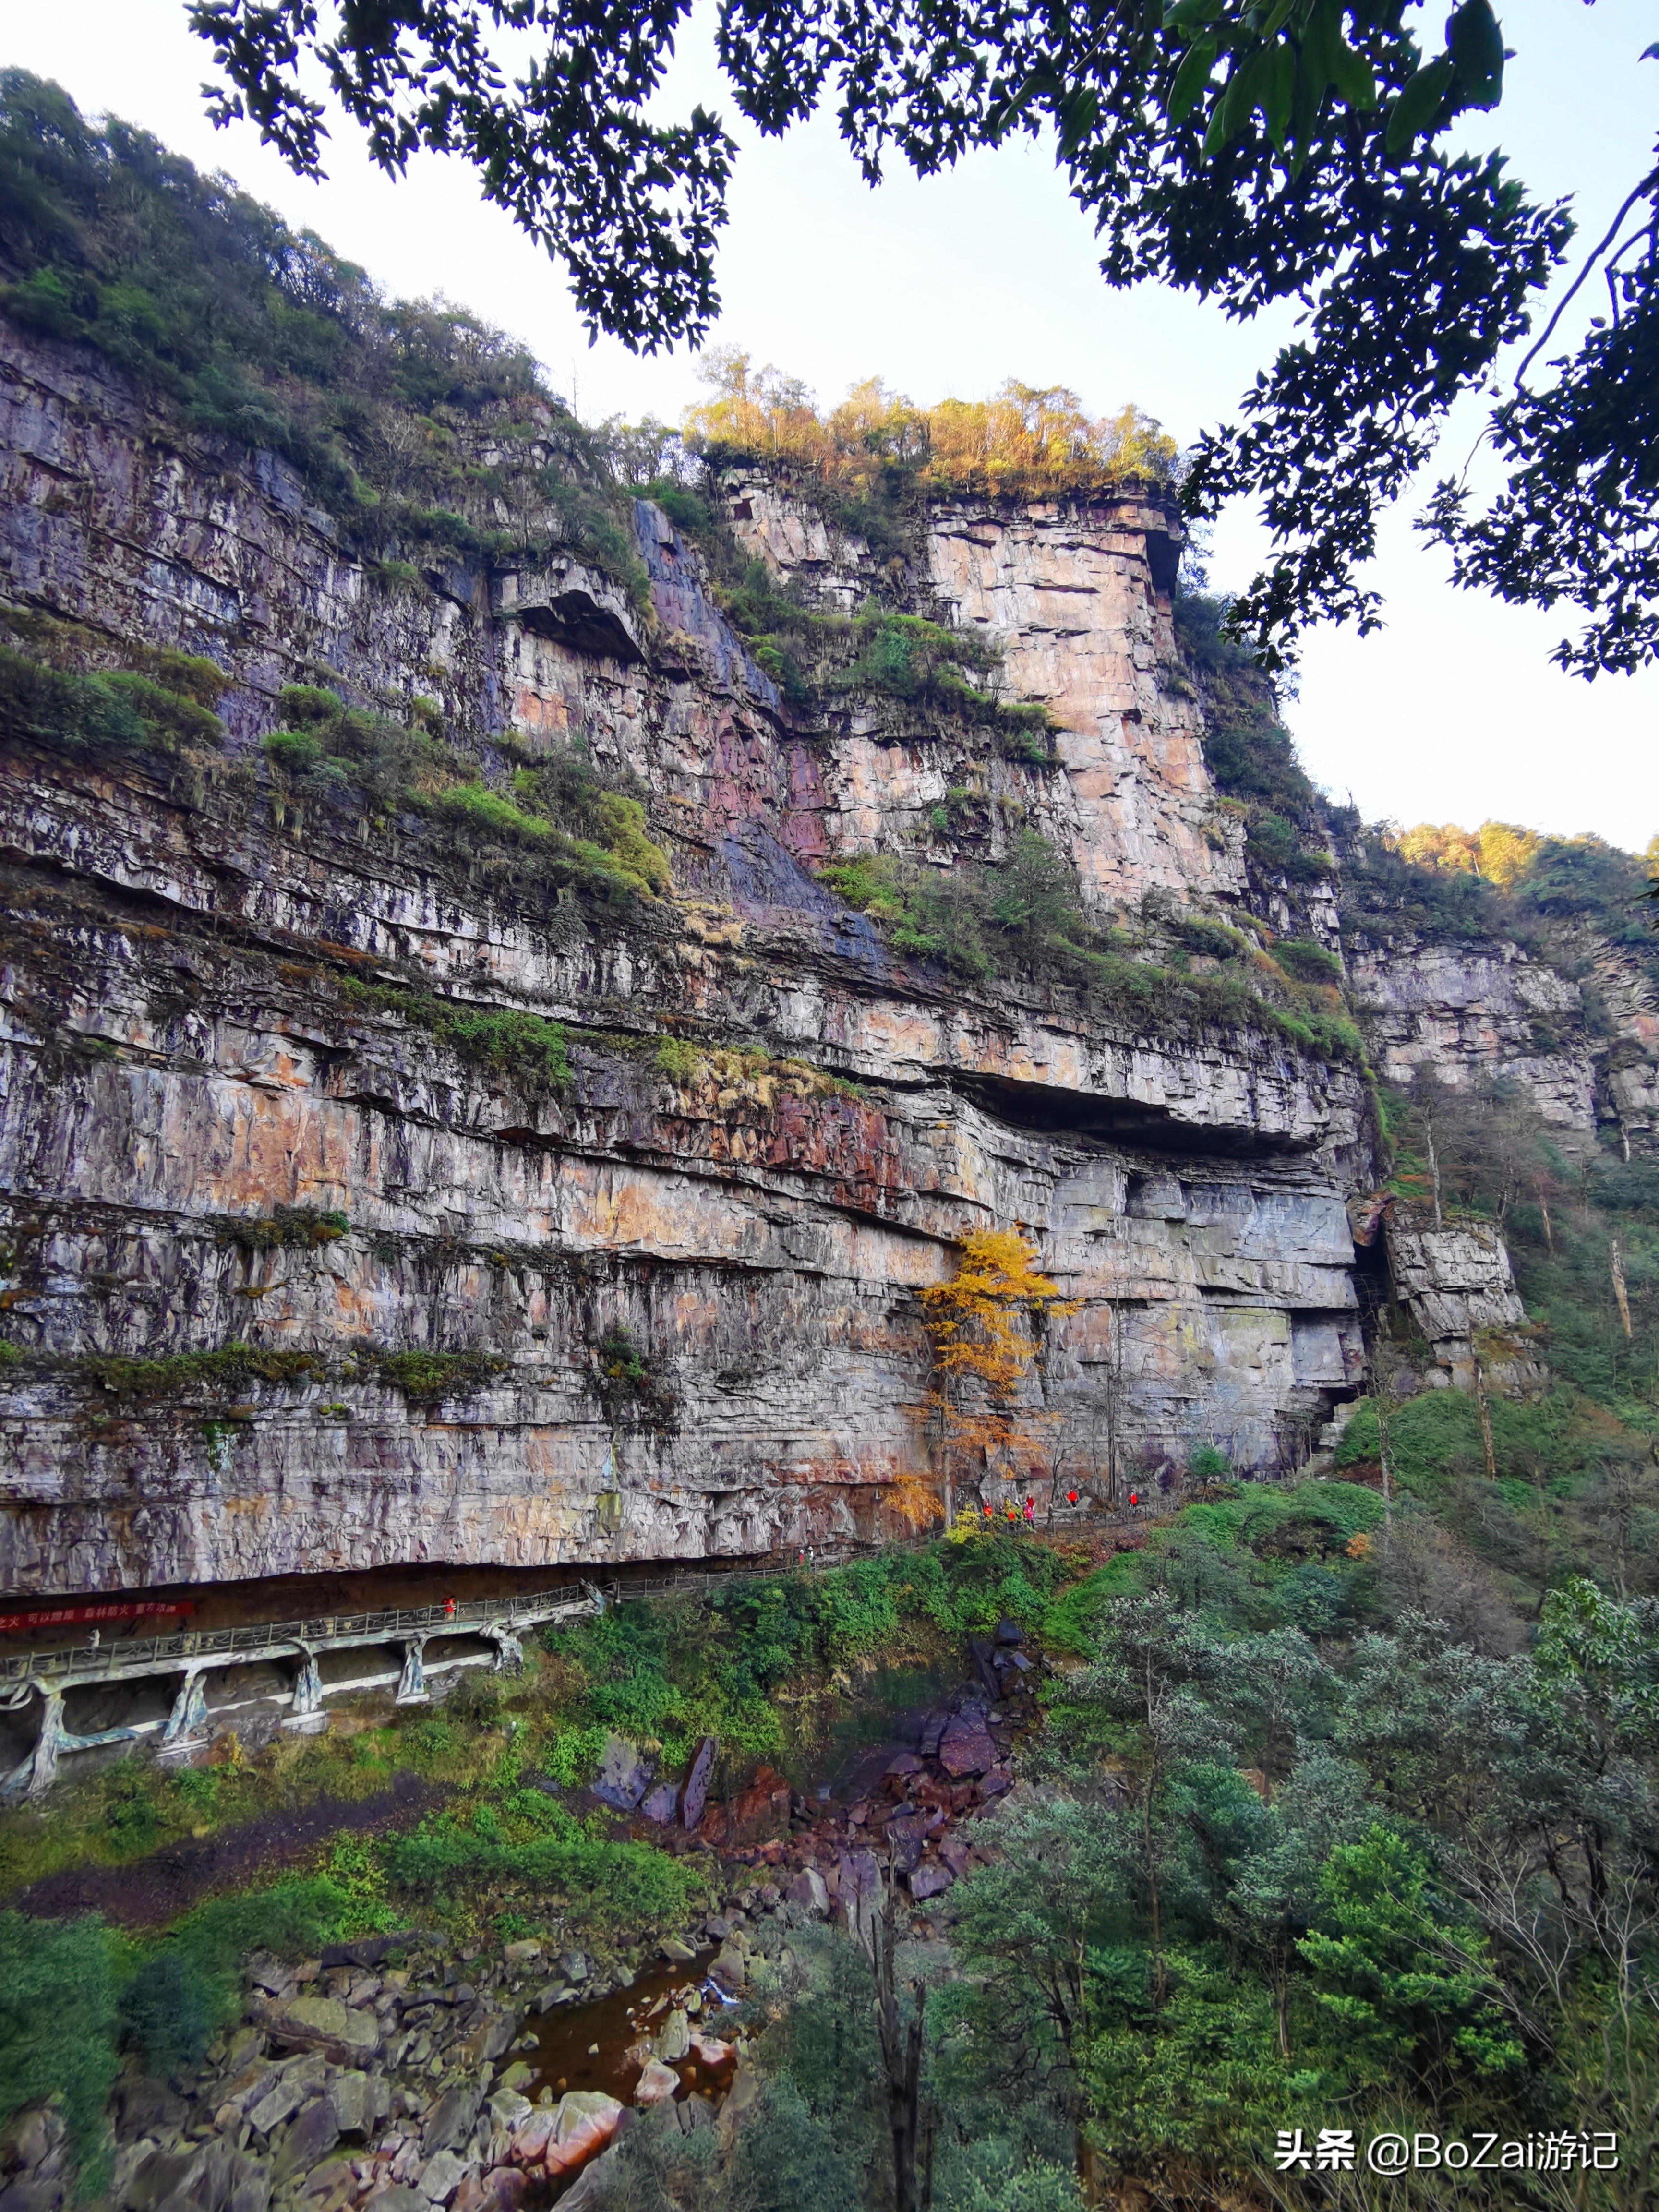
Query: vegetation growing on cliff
0 72 646 604
5 1437 1659 2209
76 1342 321 1401
357 1348 509 1405
922 1232 1077 1521
0 611 226 766
1174 587 1333 889
1385 1074 1659 1427
819 836 1365 1063
188 0 1658 683
1370 818 1659 991
215 1206 350 1252
262 689 671 902
334 975 575 1091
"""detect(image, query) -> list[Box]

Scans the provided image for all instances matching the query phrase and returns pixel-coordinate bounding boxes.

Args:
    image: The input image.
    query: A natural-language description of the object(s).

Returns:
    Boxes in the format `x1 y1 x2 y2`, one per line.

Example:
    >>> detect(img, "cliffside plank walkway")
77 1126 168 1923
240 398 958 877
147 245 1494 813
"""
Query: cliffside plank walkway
0 1486 1257 1804
0 1538 900 1803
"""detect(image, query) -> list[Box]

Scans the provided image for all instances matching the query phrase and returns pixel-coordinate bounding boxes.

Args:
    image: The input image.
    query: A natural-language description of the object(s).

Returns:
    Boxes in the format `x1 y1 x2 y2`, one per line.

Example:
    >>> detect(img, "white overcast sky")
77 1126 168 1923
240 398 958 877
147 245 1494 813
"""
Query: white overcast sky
6 0 1656 850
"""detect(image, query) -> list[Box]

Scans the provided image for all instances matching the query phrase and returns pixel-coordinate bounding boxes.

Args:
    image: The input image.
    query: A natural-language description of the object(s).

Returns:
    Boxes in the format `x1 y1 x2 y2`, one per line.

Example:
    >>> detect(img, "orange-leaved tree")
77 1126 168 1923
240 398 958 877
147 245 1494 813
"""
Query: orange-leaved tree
919 1228 1078 1525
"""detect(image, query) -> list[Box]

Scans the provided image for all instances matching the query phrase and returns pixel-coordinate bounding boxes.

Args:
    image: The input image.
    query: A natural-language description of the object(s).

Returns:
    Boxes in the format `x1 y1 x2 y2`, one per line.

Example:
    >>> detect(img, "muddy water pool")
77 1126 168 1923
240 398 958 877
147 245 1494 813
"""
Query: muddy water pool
528 1947 738 2108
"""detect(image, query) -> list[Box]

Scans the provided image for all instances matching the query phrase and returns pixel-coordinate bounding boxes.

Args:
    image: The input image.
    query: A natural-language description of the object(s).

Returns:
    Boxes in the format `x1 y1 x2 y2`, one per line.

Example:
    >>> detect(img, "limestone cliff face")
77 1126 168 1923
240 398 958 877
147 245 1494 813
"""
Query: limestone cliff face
1346 929 1659 1155
0 319 1387 1595
723 475 1243 914
1346 938 1596 1131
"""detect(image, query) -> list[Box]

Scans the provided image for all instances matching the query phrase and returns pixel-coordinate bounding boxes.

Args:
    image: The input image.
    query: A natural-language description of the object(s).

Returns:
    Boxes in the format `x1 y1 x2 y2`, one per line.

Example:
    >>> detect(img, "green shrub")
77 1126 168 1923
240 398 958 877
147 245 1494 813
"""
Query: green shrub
1272 937 1343 984
1247 812 1329 884
1172 914 1244 961
0 637 221 765
0 74 647 601
98 671 223 750
261 728 322 774
216 1205 349 1251
637 479 716 538
0 1911 118 2195
0 646 147 757
654 1036 705 1085
593 791 671 894
384 1803 699 1932
277 684 345 727
544 1723 608 1787
595 1323 657 1416
117 1954 211 2078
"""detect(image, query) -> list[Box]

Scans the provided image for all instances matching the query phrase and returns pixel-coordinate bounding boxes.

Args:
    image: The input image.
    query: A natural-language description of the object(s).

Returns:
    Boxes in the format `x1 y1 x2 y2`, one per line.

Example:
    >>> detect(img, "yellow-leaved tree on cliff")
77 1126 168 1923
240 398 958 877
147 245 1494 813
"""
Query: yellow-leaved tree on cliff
919 1229 1079 1525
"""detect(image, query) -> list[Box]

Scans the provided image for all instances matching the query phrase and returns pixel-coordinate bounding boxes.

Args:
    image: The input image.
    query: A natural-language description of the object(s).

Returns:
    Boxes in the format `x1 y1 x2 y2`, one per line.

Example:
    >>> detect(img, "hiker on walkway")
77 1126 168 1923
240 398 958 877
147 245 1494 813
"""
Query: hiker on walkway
1023 1496 1035 1527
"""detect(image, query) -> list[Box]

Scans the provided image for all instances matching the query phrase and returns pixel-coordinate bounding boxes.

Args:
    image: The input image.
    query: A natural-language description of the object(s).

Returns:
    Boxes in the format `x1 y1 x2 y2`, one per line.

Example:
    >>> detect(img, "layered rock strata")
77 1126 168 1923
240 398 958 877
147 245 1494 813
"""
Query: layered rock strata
8 312 1627 1601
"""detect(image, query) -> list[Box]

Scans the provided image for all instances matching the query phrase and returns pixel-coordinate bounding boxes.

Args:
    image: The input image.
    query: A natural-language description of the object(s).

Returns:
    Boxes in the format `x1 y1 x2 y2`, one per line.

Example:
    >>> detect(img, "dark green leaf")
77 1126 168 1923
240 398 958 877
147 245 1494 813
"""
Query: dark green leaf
1164 0 1227 28
1168 37 1218 124
1262 40 1296 148
1057 84 1102 158
1287 31 1330 165
1328 35 1377 108
1209 44 1273 150
1384 52 1454 154
1448 0 1505 108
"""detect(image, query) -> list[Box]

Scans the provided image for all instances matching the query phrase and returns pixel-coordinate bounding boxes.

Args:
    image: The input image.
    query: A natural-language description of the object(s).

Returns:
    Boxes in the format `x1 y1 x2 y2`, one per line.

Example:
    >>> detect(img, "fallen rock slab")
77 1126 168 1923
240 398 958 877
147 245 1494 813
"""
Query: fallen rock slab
421 2085 480 2160
261 1995 380 2066
633 2061 680 2108
545 2092 624 2176
786 1866 829 1918
592 1733 655 1812
505 2110 556 2167
416 2149 472 2205
938 1712 996 1779
363 2190 425 2212
682 1737 718 1831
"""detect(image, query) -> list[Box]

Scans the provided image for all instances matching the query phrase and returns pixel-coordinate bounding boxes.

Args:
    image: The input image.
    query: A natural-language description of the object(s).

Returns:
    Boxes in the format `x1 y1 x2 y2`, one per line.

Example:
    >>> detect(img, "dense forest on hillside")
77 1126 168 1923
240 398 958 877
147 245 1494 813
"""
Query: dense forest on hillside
0 71 644 600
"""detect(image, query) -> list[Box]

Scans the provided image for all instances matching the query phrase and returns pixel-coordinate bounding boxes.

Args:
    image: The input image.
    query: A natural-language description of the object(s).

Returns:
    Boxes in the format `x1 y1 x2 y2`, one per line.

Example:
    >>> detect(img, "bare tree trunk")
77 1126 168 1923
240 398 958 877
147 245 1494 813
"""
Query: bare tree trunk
1426 1119 1443 1227
1611 1239 1633 1339
1142 1652 1167 2009
874 1873 926 2212
1103 1301 1122 1506
1538 1181 1554 1254
1475 1355 1497 1479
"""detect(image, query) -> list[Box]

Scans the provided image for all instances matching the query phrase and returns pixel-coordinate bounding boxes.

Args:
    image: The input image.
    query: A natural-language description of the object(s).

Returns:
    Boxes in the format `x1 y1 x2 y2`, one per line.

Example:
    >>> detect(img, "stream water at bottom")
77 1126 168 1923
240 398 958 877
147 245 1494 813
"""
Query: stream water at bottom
527 1946 738 2108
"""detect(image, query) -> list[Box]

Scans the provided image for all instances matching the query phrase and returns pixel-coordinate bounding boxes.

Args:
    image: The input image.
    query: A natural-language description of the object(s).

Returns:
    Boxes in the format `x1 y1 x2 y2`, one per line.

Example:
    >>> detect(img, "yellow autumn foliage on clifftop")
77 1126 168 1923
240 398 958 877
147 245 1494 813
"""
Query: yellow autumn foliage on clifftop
683 349 1177 501
1394 818 1543 889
